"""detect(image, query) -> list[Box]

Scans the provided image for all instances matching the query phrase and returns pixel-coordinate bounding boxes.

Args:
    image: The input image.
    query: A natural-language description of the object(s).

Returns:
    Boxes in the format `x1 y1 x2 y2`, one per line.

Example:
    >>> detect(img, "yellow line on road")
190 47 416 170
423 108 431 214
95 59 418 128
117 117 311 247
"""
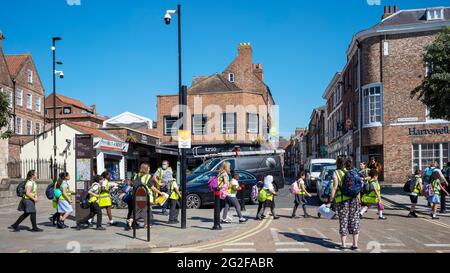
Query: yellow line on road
421 218 450 230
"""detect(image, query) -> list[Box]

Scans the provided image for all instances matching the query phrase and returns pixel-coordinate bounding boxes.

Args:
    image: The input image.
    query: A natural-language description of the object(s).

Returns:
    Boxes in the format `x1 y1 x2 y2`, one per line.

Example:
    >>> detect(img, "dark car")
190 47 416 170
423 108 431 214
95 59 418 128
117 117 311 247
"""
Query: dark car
185 170 258 209
188 155 285 191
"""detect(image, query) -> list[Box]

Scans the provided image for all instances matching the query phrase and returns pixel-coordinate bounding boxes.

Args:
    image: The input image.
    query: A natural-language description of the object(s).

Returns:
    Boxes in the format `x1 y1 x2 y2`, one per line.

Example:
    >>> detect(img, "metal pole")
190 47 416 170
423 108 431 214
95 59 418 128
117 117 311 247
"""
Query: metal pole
52 39 57 182
133 187 137 239
147 190 151 242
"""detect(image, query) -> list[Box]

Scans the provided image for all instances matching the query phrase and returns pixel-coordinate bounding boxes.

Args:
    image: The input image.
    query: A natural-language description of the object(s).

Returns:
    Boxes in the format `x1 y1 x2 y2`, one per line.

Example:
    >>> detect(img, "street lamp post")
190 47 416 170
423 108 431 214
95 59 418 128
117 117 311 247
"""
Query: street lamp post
51 37 63 182
165 4 188 229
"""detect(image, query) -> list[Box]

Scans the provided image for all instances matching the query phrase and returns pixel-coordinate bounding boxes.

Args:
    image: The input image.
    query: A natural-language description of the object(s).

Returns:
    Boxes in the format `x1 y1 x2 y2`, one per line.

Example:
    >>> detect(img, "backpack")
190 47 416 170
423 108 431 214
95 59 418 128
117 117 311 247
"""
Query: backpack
16 181 27 197
258 188 267 202
422 183 434 198
340 169 363 198
208 176 219 192
251 184 259 201
219 180 230 200
53 188 62 199
45 182 56 200
289 181 300 194
423 167 435 184
324 180 332 197
403 177 415 193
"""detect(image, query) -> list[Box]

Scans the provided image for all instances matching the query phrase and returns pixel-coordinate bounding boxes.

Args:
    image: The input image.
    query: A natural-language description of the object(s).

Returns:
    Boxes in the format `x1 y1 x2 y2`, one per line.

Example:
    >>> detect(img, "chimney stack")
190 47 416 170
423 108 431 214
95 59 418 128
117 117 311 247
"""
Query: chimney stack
382 5 398 20
254 63 264 81
238 42 253 68
90 104 96 115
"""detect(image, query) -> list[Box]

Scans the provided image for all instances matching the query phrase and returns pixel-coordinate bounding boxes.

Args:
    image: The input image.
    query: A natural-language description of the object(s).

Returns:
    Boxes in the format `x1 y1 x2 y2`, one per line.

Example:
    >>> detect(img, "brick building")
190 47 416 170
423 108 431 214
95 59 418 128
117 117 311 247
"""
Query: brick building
306 106 328 160
0 31 11 179
322 5 450 183
284 128 308 178
0 32 46 161
155 43 276 158
45 93 107 128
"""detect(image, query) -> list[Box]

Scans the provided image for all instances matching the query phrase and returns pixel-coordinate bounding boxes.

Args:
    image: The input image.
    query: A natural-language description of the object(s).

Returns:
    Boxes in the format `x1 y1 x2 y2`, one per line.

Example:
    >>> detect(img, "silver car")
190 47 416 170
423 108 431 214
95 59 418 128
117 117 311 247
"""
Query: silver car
316 166 336 204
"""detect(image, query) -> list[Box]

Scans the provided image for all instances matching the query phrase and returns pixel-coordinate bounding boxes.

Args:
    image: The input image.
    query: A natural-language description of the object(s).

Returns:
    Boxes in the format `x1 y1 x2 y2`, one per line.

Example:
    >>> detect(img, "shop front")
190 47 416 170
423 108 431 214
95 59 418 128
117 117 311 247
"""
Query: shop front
94 138 129 181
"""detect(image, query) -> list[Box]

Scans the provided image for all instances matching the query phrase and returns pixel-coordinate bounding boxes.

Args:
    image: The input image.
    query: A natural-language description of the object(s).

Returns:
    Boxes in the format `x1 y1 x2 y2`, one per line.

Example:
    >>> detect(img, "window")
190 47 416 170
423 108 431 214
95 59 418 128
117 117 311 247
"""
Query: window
221 113 236 134
247 113 259 134
27 69 33 84
26 120 32 135
228 73 235 82
63 107 72 114
16 89 23 106
26 94 32 109
164 116 179 136
427 8 444 21
36 97 41 112
35 122 41 135
413 143 449 171
362 84 382 126
16 117 22 134
425 107 447 122
192 114 207 135
383 41 389 56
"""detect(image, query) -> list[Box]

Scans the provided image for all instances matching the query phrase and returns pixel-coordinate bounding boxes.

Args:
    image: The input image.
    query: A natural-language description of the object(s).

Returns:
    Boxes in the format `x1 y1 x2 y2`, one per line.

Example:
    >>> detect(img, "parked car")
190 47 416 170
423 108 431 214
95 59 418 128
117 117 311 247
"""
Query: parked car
305 158 336 191
188 154 285 191
185 170 259 209
316 166 336 204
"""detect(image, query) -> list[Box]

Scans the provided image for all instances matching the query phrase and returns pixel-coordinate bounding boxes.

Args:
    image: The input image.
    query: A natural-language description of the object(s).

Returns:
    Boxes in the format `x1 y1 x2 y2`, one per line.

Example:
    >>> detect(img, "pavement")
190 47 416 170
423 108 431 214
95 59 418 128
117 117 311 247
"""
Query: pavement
2 184 450 253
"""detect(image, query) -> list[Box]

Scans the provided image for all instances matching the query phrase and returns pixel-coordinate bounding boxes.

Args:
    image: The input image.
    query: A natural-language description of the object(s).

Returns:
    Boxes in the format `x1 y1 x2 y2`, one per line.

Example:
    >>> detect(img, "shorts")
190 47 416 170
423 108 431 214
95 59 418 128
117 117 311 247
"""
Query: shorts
428 195 440 204
409 195 418 204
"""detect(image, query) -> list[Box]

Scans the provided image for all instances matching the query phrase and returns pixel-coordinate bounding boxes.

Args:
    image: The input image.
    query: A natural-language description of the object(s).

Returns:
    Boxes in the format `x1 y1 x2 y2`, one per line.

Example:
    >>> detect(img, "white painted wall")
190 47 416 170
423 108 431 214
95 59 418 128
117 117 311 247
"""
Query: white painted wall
20 124 79 189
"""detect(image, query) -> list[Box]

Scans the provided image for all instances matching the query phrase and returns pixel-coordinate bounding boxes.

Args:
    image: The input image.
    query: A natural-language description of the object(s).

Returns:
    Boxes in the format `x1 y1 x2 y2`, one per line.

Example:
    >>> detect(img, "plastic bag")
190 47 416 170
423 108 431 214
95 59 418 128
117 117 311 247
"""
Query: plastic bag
317 204 336 220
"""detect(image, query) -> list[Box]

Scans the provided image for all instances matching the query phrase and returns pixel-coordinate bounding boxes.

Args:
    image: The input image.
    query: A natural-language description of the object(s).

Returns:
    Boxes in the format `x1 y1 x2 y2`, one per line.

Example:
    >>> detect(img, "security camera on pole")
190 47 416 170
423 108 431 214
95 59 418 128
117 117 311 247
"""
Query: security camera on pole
51 37 63 182
164 4 188 229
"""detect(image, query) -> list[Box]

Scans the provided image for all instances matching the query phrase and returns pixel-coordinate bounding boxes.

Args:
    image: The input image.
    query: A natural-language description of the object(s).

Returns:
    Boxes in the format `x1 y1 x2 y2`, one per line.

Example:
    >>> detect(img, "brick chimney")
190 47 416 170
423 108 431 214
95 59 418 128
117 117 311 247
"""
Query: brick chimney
254 63 264 81
90 104 96 114
237 42 253 69
382 5 398 20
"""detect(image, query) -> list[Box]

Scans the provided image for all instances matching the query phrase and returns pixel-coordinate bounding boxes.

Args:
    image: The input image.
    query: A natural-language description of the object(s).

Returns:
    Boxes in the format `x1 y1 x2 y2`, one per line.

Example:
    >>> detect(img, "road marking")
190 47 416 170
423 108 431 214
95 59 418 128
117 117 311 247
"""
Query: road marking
275 242 305 246
380 249 416 253
222 248 256 252
224 242 255 246
301 227 328 239
421 218 450 230
275 248 310 252
379 243 405 247
270 228 280 242
425 244 450 247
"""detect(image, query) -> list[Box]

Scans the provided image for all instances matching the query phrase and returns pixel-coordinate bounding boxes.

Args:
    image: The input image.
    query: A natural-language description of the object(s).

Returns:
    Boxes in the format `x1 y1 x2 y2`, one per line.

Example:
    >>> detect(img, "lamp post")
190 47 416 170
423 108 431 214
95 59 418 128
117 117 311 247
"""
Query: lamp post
51 37 63 182
164 4 188 229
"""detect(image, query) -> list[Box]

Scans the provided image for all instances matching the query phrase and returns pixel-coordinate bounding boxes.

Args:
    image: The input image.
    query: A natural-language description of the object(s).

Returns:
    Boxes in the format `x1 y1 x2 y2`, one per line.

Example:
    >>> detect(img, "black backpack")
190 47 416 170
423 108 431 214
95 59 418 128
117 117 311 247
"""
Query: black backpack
403 177 416 193
16 181 27 197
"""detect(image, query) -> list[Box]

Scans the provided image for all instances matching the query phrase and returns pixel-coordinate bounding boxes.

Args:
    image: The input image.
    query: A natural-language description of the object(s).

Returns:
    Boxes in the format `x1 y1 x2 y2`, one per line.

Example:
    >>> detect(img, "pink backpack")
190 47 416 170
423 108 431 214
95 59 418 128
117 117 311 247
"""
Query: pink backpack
208 176 219 192
423 184 434 198
219 181 229 200
289 181 300 194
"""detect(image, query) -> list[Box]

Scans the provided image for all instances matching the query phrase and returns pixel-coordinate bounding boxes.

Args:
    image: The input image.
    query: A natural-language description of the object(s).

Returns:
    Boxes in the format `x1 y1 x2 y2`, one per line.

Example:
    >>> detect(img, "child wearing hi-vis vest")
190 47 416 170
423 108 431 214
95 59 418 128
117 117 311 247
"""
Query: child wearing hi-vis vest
291 171 312 219
256 175 279 220
168 177 181 224
360 169 386 220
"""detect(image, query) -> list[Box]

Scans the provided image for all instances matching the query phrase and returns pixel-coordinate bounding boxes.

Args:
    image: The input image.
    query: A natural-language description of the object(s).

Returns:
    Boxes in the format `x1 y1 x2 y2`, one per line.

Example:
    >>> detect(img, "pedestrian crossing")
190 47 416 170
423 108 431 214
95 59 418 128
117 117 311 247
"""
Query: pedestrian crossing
218 225 450 253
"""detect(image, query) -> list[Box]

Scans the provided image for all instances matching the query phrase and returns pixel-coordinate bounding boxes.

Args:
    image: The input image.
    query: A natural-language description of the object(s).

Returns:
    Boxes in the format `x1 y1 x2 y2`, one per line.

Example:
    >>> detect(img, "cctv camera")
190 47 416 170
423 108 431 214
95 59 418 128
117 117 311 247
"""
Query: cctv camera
59 72 64 79
164 13 171 25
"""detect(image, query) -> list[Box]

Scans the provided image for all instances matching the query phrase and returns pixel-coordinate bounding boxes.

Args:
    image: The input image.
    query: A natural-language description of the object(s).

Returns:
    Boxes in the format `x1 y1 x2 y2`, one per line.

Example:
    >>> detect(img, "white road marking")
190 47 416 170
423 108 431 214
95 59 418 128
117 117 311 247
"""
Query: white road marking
380 249 416 253
380 243 405 247
425 244 450 247
275 248 310 252
275 242 305 246
270 228 280 242
222 248 256 252
224 242 255 246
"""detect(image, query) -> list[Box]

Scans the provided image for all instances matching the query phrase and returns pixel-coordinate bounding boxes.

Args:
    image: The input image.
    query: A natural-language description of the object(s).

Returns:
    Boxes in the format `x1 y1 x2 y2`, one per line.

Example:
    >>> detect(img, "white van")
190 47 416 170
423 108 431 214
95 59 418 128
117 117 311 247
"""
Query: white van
305 158 336 191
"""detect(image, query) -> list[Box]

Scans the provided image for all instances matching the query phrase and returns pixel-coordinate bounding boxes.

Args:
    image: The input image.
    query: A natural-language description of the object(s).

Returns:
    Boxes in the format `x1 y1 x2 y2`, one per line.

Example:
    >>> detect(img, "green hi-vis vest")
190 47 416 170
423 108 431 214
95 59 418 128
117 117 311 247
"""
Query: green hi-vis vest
362 179 380 204
334 169 351 203
169 180 180 200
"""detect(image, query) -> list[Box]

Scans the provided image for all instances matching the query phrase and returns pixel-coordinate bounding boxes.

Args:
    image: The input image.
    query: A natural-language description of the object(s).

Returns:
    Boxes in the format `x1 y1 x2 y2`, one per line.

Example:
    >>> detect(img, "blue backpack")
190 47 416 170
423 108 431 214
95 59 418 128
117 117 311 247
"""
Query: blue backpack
340 169 363 198
324 181 332 197
423 167 435 184
45 182 55 200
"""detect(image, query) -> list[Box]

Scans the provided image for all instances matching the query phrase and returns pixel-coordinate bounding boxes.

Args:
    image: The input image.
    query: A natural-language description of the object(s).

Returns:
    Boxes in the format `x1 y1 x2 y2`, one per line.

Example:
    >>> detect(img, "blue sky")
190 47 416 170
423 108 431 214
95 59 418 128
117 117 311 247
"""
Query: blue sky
1 0 448 138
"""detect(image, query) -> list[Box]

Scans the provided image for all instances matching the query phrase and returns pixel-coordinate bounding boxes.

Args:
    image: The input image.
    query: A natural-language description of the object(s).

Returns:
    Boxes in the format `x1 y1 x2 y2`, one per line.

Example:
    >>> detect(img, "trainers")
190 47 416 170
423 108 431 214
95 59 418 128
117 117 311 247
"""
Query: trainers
9 225 19 232
239 218 248 223
407 212 414 218
413 212 419 218
273 216 280 220
432 216 440 220
379 216 387 220
221 218 232 224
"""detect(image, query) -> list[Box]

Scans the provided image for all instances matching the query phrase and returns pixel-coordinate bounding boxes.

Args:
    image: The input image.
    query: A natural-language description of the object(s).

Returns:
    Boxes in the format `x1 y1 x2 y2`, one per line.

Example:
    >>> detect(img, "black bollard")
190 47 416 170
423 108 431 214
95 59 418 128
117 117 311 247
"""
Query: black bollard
212 192 222 230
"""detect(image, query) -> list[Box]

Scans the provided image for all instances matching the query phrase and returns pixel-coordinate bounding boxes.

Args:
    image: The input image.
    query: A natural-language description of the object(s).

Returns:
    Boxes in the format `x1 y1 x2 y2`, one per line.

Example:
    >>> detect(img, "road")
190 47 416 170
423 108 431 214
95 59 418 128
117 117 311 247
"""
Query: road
153 185 450 253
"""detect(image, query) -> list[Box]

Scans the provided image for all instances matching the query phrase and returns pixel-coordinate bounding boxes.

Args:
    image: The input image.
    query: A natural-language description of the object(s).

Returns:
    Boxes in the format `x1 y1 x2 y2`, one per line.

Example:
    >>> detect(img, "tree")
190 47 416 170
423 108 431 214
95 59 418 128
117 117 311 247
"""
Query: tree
411 27 450 120
0 91 12 139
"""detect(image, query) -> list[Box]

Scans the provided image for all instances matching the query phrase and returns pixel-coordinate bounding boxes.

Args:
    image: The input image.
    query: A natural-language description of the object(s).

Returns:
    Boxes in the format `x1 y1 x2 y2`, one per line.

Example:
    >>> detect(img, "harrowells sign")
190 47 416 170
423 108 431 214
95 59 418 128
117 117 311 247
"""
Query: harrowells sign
408 127 449 136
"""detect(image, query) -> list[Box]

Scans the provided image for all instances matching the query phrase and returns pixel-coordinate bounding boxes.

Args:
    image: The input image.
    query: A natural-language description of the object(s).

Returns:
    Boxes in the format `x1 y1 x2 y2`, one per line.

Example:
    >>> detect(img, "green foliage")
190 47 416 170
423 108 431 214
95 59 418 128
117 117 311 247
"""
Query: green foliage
412 27 450 120
0 90 12 139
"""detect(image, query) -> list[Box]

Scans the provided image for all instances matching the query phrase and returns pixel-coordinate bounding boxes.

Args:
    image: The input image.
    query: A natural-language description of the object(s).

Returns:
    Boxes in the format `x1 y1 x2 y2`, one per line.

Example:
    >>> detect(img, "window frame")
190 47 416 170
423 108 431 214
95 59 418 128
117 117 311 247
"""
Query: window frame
16 117 22 135
247 113 259 134
16 89 23 107
163 116 179 136
35 122 41 135
362 83 383 128
412 143 449 172
192 114 208 135
26 120 32 135
220 112 237 134
27 69 33 84
228 73 235 82
26 93 33 110
36 96 41 113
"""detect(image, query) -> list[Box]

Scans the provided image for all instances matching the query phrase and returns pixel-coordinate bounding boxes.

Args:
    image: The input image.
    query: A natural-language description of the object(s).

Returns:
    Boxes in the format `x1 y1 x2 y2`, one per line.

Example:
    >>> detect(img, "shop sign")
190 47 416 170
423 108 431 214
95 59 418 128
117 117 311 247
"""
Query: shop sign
408 127 449 136
178 130 191 149
95 139 129 152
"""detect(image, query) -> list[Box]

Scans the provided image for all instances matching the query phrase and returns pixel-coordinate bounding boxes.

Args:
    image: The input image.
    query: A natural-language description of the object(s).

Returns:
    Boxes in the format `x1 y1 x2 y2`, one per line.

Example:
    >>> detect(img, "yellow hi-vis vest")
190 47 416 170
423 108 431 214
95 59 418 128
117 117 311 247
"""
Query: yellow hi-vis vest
169 180 180 200
58 180 72 201
362 179 380 204
23 180 37 200
334 169 351 203
431 179 441 196
98 179 112 207
88 183 101 204
228 180 238 195
133 173 154 204
295 180 306 195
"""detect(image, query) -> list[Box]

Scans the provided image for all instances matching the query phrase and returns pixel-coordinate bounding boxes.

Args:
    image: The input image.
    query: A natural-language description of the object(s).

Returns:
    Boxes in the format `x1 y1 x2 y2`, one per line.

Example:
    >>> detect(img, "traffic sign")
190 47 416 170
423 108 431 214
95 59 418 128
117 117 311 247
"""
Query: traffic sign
135 187 148 209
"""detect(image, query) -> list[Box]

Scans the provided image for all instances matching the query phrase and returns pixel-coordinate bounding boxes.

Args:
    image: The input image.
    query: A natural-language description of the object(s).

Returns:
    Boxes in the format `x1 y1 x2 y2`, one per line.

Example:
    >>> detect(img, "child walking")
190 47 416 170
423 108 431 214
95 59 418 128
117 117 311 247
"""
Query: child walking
408 170 423 218
291 171 312 218
360 169 386 220
256 175 279 220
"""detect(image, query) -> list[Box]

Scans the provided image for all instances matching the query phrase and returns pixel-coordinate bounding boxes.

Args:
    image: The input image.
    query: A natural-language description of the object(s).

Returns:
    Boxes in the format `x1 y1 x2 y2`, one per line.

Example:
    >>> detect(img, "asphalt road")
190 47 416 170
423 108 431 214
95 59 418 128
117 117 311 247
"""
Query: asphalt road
154 186 450 253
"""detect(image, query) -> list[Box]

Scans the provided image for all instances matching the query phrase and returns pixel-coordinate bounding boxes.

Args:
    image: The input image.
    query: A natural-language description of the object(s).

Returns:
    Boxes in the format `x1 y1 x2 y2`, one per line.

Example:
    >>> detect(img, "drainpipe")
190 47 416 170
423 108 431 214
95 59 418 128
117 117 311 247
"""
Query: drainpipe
12 78 16 133
357 40 362 164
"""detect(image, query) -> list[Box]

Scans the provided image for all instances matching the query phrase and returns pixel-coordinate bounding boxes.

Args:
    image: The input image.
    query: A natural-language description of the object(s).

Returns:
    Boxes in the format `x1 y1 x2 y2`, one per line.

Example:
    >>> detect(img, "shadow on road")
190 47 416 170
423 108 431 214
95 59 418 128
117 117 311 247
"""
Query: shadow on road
279 231 340 249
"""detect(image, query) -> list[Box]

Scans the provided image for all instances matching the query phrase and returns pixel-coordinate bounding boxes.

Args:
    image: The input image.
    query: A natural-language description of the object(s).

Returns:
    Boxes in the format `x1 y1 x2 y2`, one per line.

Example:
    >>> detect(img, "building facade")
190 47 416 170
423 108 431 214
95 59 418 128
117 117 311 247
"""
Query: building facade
322 5 450 183
155 43 277 160
307 106 328 160
284 128 308 178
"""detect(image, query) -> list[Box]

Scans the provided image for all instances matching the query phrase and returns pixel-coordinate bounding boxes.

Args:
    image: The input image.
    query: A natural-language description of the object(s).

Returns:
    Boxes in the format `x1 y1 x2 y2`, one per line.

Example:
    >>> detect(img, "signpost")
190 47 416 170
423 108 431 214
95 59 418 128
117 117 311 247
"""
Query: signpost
133 185 151 242
75 134 93 221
